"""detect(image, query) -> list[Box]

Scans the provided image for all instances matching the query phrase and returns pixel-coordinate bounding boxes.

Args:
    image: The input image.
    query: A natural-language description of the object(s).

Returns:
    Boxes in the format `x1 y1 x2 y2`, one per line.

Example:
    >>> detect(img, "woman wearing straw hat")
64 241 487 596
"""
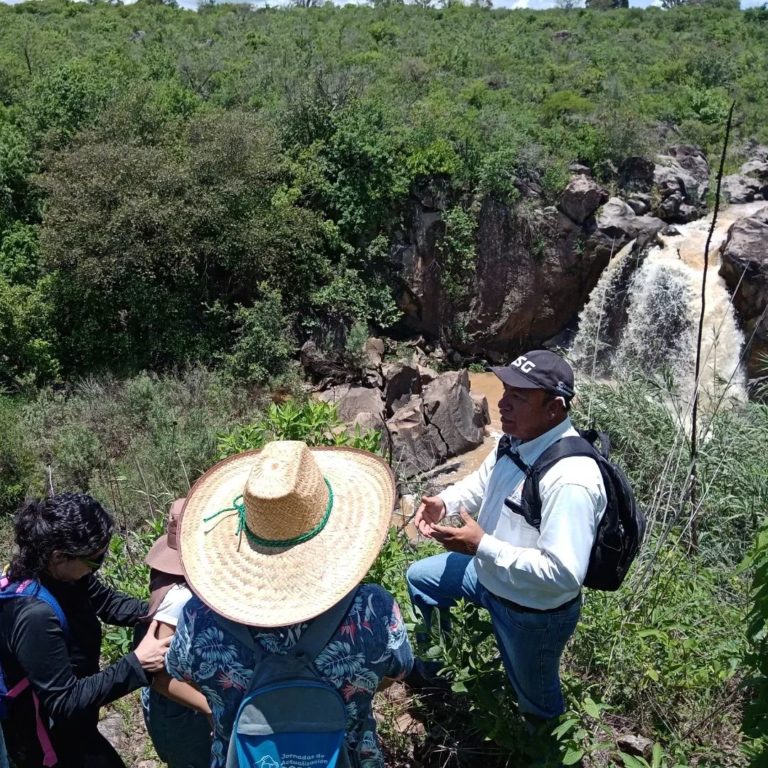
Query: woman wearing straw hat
140 498 212 768
166 440 414 768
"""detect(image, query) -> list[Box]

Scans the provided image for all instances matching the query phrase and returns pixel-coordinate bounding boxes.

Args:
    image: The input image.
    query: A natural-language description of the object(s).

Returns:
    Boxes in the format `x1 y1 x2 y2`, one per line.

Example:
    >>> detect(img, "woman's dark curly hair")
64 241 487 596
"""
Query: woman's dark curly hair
9 493 114 581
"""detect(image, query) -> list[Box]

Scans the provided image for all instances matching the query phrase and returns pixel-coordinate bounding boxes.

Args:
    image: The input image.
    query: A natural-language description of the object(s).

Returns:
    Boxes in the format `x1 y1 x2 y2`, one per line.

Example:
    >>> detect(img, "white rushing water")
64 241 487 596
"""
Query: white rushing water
572 201 768 410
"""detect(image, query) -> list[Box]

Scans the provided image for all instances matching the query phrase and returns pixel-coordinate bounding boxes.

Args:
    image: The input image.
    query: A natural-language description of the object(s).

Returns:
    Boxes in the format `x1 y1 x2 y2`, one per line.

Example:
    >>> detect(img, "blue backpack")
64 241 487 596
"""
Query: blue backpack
0 575 69 767
218 591 356 768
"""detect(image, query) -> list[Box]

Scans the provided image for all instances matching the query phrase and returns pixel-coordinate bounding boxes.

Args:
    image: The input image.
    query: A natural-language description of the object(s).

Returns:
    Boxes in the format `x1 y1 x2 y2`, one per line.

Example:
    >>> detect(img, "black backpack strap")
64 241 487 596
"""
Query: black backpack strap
291 589 357 661
504 435 601 531
213 589 356 665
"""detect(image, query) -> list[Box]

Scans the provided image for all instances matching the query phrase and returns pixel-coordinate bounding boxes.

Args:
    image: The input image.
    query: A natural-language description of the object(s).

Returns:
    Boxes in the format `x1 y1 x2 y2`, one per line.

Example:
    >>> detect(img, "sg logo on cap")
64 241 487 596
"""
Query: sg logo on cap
512 355 536 373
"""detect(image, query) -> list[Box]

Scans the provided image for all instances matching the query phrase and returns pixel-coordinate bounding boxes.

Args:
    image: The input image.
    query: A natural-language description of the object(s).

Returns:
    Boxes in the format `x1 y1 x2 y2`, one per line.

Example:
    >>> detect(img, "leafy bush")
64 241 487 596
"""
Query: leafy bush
13 368 264 530
221 287 297 386
435 204 477 305
742 520 768 764
0 396 36 518
217 400 382 459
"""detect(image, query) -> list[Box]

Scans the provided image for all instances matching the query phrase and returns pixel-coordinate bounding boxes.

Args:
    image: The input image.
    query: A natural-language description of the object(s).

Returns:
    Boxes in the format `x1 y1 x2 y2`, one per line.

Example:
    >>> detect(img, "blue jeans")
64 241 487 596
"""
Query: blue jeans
142 688 212 768
406 552 580 720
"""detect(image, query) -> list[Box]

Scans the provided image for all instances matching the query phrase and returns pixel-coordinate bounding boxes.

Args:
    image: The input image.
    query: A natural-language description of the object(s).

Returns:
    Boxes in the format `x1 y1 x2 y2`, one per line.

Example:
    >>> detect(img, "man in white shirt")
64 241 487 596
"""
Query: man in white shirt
406 350 606 721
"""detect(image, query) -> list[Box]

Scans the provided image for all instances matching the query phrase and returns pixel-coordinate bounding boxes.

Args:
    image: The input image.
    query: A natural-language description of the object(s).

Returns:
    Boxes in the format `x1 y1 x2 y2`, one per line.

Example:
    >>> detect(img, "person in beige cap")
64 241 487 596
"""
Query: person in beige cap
140 499 212 768
166 441 414 768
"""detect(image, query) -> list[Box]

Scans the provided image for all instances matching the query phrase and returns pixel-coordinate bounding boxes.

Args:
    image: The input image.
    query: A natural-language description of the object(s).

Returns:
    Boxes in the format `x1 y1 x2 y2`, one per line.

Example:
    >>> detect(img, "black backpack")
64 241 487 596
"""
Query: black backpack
501 429 646 591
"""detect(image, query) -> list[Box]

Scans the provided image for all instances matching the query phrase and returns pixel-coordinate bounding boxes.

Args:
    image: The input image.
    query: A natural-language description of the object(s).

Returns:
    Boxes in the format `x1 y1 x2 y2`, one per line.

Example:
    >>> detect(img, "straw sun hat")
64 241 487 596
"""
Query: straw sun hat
178 441 395 628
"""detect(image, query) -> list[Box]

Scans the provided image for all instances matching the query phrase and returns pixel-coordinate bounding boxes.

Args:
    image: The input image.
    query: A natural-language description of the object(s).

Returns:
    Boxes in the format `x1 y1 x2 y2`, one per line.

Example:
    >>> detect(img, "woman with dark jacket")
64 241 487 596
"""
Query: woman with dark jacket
0 493 170 768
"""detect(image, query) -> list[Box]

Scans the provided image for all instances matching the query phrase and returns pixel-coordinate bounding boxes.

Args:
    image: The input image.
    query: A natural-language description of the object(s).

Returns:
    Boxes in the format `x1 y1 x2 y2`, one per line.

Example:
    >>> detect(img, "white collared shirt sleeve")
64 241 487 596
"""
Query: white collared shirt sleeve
475 458 606 604
437 446 497 517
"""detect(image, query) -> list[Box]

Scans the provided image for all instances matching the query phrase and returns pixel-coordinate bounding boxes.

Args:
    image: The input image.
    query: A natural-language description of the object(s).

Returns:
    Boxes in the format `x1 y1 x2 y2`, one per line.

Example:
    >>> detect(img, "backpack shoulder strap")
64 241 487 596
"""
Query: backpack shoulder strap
0 580 69 638
28 584 69 638
291 589 358 662
212 588 356 665
506 435 603 531
212 615 265 663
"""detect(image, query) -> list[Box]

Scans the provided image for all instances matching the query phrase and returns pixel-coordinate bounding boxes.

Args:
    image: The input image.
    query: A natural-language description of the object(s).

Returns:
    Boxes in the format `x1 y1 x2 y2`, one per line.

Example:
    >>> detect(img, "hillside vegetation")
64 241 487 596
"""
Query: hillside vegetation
1 0 767 383
2 2 768 766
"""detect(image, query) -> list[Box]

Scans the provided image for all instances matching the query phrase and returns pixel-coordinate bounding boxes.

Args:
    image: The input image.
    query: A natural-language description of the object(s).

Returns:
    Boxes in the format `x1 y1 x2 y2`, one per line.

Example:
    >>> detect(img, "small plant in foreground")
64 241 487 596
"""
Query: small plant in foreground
217 400 382 458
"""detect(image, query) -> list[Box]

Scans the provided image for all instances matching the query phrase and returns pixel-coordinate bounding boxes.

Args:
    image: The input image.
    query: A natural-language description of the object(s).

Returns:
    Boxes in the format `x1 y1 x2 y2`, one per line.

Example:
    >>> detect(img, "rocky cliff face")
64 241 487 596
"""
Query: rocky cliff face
719 205 768 378
391 149 711 357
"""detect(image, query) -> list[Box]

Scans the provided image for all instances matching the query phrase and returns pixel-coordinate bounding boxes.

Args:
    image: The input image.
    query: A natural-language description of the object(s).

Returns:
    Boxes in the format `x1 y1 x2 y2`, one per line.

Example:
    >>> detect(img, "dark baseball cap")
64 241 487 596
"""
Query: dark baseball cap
491 350 575 400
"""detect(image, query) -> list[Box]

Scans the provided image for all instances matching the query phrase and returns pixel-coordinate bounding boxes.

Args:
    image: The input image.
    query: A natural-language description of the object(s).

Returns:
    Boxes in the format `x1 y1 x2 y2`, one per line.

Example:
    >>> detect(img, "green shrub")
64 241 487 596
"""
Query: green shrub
742 520 768 765
436 204 477 305
0 396 36 517
221 287 297 386
217 399 382 459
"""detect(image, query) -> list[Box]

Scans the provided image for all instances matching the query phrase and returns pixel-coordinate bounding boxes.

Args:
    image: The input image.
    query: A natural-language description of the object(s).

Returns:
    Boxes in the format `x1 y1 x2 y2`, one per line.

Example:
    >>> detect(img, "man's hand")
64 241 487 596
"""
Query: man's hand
430 509 484 555
413 495 446 538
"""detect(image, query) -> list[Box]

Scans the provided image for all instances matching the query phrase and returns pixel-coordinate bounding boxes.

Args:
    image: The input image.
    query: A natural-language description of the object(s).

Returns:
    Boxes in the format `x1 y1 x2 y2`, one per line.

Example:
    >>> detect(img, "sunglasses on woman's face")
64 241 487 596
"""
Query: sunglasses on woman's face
77 549 108 572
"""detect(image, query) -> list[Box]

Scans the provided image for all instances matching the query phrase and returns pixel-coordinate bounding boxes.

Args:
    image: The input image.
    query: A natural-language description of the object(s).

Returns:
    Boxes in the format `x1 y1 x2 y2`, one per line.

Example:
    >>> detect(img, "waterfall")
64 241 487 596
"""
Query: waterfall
571 202 768 408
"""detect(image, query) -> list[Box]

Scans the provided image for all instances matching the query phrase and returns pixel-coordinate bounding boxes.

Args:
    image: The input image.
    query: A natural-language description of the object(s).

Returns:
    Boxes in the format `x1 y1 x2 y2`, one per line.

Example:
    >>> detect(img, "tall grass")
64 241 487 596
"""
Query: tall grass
0 367 268 538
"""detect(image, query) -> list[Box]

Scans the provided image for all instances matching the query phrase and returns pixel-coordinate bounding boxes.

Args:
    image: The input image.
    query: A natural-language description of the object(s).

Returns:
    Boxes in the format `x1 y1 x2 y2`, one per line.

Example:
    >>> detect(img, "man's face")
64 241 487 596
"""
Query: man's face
498 385 556 441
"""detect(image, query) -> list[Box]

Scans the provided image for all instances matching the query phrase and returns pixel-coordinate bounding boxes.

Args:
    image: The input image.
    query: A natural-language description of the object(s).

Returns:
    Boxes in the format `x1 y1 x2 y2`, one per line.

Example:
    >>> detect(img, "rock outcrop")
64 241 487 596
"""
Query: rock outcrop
718 206 768 377
587 197 665 261
317 384 384 425
722 158 768 204
384 368 489 478
421 369 485 457
652 145 710 223
559 175 608 225
308 336 490 479
392 151 703 358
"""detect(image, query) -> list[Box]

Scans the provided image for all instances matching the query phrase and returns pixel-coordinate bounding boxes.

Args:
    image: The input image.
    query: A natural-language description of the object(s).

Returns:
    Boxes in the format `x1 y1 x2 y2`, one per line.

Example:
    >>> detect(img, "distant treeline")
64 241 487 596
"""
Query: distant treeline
0 0 766 385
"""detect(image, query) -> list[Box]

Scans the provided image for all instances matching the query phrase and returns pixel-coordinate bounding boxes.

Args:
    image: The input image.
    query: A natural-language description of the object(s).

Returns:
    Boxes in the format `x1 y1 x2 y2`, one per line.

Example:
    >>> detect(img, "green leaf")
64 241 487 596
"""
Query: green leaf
645 668 660 682
651 743 663 768
552 718 579 739
621 754 648 768
562 748 585 765
583 696 601 719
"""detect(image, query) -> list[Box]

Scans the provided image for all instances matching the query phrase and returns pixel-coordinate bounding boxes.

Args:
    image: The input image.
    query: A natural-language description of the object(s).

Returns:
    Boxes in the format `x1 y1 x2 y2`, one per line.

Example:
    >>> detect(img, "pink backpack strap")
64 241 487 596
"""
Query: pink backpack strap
31 690 58 767
7 678 59 767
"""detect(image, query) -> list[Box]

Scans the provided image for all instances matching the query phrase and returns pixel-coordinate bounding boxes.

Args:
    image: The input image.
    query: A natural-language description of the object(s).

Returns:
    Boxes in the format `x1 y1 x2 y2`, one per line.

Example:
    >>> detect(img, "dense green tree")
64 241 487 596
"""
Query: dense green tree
39 111 327 372
0 0 762 381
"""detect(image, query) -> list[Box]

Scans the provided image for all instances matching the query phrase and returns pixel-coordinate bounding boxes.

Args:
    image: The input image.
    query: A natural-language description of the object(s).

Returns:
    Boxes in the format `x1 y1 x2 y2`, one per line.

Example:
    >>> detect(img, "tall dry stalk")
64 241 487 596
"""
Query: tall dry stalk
687 100 735 552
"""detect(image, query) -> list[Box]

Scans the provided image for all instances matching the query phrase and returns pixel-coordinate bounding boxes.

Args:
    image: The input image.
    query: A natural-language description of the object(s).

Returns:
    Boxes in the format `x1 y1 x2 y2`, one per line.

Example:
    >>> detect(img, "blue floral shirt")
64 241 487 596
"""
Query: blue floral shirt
166 584 414 768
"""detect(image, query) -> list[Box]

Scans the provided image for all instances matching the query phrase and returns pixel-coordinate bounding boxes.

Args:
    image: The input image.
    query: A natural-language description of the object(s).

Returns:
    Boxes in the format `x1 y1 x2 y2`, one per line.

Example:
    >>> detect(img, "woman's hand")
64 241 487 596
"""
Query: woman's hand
134 620 172 672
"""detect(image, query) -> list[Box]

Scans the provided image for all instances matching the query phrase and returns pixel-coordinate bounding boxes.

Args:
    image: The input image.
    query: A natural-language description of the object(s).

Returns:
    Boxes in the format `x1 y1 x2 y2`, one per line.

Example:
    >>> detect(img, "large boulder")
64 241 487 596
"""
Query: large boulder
470 391 490 430
299 340 351 387
362 337 385 369
559 175 609 225
382 362 421 416
385 396 447 478
317 384 384 424
722 160 768 203
722 174 764 204
618 156 655 193
741 159 768 182
422 370 485 456
587 197 665 261
653 145 709 223
718 207 768 377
